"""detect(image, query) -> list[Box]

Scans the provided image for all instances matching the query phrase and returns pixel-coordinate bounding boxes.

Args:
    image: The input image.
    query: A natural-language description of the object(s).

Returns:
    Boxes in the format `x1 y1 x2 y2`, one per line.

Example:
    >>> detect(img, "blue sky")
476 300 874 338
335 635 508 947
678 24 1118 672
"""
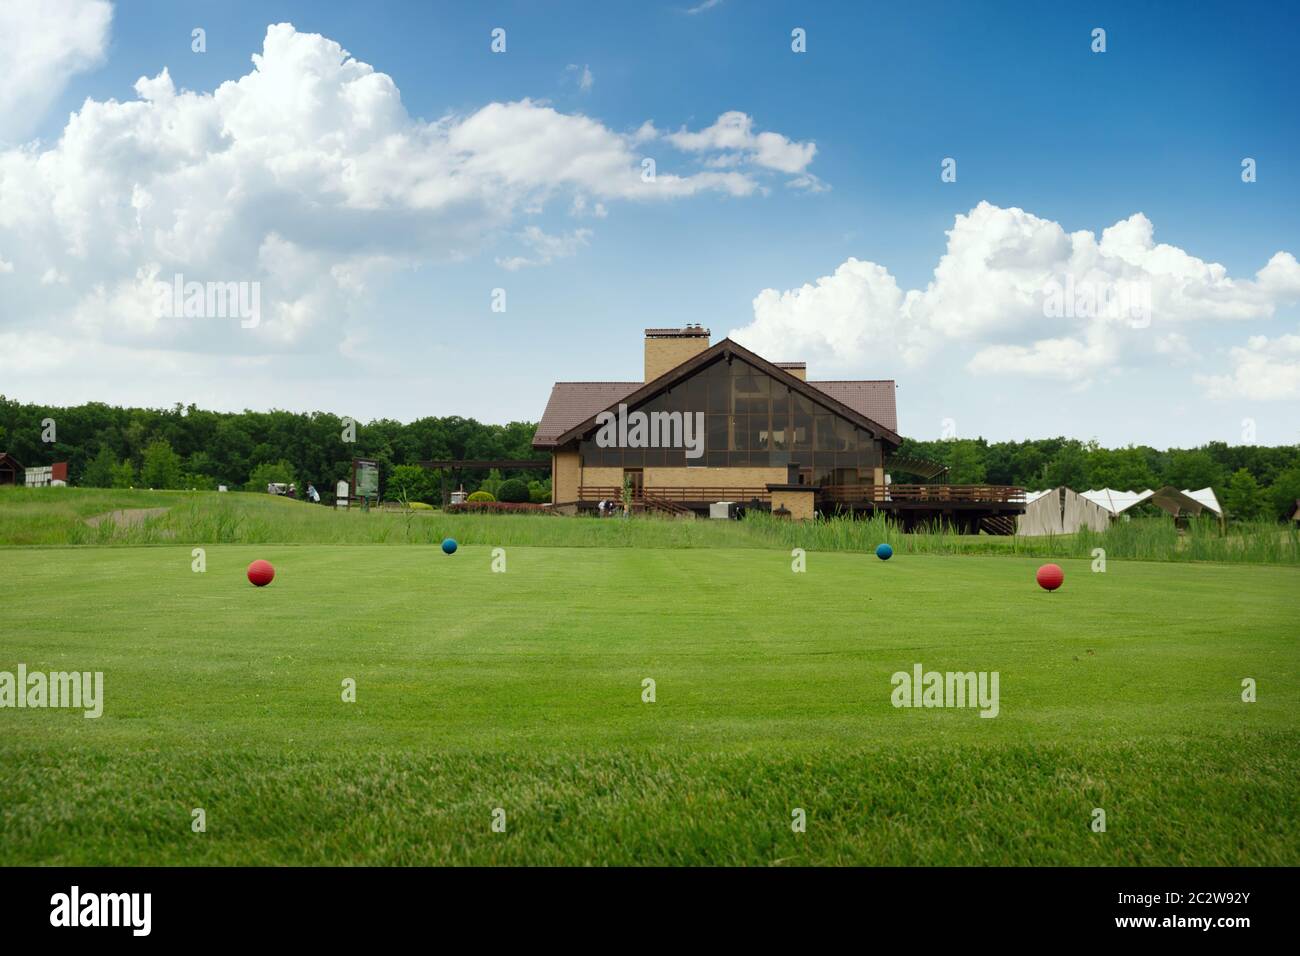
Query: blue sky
2 0 1298 447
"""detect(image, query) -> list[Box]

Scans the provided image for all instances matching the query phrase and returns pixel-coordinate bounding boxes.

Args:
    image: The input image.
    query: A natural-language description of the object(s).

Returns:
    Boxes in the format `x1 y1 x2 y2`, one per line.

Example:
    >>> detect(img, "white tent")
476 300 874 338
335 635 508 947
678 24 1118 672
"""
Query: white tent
1081 487 1224 521
1181 487 1223 517
1079 488 1154 516
1018 488 1111 536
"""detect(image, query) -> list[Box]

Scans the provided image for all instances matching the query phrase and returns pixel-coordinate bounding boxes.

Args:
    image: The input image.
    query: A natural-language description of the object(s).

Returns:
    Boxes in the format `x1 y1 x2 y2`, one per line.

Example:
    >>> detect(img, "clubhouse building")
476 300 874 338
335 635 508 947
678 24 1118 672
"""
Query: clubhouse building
532 327 1025 529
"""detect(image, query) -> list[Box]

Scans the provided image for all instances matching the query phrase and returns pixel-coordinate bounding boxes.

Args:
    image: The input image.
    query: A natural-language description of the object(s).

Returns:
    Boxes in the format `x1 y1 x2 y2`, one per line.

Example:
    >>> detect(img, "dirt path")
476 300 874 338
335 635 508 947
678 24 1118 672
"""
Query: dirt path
84 507 170 528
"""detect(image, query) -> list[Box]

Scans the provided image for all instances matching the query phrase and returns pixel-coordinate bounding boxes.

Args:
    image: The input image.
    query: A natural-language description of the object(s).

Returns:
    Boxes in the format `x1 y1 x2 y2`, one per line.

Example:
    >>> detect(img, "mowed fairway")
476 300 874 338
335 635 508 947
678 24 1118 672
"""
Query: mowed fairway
1 544 1296 865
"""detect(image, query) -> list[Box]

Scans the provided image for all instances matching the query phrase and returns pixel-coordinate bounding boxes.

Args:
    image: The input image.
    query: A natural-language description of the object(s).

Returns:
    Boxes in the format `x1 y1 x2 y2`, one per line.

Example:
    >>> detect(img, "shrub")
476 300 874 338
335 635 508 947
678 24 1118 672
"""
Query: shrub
467 490 496 502
446 501 550 514
496 478 530 503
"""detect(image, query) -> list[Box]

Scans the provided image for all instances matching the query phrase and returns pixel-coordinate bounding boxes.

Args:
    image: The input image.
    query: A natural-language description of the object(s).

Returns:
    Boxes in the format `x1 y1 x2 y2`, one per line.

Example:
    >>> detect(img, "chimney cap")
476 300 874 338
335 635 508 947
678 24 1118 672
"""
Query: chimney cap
644 325 710 338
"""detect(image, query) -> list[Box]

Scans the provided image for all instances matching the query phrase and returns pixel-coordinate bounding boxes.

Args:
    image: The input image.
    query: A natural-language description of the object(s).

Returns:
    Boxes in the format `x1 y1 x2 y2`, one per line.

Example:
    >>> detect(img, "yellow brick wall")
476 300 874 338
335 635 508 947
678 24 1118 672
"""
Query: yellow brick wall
771 488 816 520
552 449 581 503
581 466 624 490
645 337 709 381
643 466 787 489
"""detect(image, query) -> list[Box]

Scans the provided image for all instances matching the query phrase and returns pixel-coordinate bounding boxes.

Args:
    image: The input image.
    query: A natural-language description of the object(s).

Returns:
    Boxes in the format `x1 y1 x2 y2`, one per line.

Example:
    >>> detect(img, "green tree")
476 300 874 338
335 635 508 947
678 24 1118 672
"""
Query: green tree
1086 445 1158 491
1036 441 1089 489
81 446 117 488
1223 468 1268 521
245 460 296 492
942 440 987 484
1268 465 1300 522
478 468 504 497
389 464 433 503
110 459 136 488
1163 449 1224 492
140 439 184 489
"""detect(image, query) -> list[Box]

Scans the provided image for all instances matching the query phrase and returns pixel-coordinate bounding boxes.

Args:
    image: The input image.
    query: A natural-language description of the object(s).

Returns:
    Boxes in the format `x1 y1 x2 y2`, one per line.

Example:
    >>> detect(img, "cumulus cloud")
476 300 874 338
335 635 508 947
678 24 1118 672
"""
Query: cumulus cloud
731 202 1300 384
0 22 817 376
0 0 112 145
1198 333 1300 401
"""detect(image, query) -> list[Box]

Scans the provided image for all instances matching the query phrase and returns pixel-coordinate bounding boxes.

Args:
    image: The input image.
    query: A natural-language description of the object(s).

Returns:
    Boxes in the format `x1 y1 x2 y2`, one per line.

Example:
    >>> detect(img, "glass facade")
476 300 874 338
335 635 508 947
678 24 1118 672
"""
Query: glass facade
578 357 883 485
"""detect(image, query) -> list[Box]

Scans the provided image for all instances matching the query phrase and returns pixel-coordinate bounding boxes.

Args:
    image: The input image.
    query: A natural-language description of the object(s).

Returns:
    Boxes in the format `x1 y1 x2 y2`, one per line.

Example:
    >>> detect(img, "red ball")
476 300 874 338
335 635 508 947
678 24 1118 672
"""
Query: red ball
1036 563 1064 591
247 559 275 587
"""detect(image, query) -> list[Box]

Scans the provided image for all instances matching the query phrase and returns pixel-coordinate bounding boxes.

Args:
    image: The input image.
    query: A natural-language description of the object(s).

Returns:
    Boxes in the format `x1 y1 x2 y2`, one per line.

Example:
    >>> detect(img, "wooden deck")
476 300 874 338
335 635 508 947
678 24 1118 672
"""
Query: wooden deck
580 486 771 503
579 483 1024 507
821 483 1026 506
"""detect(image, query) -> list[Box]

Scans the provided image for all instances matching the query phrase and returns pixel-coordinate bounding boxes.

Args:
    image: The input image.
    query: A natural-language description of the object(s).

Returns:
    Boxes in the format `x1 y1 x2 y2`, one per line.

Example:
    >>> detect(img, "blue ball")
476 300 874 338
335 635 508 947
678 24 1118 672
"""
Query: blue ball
875 543 893 560
441 538 458 554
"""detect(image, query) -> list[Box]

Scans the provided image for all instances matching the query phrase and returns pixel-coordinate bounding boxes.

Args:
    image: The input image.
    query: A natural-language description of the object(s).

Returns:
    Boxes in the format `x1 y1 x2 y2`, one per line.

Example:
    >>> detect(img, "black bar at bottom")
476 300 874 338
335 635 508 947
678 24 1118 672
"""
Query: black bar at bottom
0 866 1287 942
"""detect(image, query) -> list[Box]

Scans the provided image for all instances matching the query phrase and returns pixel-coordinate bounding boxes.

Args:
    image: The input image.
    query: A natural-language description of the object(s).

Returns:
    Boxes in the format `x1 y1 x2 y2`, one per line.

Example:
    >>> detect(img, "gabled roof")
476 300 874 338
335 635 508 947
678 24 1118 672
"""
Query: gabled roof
533 382 640 446
808 380 897 432
534 337 902 449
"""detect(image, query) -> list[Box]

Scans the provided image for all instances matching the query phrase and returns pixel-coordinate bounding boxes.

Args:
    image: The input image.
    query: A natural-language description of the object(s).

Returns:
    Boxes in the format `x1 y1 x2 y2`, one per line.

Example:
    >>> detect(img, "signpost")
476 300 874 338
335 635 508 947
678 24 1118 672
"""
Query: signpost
352 459 379 507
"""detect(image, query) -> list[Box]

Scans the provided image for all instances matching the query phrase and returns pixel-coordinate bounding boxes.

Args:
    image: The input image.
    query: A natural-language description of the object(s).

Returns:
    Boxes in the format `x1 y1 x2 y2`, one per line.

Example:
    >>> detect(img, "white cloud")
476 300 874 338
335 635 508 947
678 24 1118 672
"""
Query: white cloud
0 0 113 145
667 111 817 176
731 202 1300 383
496 226 593 271
0 22 816 381
1198 333 1300 401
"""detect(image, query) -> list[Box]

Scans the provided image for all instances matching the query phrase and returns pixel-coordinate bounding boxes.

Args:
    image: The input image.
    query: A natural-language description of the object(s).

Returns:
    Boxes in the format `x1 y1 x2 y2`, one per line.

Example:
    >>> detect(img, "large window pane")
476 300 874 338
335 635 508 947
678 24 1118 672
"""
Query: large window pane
682 375 706 415
733 416 751 450
814 415 836 451
706 364 729 413
706 415 728 455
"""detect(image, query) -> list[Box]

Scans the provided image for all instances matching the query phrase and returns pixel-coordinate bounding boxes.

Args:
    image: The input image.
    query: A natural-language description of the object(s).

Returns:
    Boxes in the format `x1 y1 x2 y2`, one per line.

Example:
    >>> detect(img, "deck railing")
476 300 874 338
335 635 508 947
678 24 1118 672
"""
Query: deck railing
579 485 771 503
821 483 1025 504
579 483 1024 505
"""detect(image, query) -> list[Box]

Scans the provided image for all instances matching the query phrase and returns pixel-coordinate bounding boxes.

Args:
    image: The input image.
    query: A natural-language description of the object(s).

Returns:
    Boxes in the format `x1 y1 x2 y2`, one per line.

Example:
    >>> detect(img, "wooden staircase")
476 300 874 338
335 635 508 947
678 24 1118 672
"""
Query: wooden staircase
641 494 693 518
979 514 1017 536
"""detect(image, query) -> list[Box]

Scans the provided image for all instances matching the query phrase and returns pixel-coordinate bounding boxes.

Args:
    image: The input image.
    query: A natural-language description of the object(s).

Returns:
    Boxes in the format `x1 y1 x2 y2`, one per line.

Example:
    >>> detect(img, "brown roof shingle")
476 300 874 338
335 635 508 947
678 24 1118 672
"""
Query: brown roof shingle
533 382 640 446
807 380 897 432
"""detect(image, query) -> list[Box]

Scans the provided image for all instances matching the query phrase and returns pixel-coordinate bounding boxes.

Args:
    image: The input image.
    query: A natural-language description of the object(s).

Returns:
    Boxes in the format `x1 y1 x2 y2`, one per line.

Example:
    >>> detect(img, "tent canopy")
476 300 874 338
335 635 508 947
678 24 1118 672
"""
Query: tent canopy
1081 486 1222 518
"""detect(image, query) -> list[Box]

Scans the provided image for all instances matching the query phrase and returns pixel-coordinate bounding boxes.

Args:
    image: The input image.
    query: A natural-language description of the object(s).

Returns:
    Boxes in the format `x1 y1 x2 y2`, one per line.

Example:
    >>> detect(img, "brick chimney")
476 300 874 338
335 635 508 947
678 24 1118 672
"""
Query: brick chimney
776 362 806 381
644 325 710 381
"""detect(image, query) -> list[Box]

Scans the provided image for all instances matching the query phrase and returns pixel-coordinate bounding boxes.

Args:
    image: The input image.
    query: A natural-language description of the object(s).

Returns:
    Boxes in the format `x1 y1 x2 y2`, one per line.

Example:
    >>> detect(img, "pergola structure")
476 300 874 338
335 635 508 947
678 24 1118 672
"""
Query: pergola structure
417 459 550 507
884 454 950 481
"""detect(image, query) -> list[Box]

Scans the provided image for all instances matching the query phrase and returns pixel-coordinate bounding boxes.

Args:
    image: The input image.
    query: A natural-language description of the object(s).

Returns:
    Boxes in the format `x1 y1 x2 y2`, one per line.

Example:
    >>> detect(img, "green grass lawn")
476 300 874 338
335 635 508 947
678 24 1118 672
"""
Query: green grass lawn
1 542 1295 865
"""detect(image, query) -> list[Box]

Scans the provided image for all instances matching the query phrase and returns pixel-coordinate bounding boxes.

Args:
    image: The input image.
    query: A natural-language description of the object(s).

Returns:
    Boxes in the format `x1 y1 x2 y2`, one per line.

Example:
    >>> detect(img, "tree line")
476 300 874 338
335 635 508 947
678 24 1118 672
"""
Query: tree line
897 436 1300 521
2 396 1297 519
0 396 548 504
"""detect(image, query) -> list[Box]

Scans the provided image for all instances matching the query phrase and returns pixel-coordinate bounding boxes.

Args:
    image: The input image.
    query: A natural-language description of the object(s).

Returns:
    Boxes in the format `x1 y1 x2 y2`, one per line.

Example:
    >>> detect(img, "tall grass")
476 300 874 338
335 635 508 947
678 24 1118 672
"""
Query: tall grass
2 486 1297 564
